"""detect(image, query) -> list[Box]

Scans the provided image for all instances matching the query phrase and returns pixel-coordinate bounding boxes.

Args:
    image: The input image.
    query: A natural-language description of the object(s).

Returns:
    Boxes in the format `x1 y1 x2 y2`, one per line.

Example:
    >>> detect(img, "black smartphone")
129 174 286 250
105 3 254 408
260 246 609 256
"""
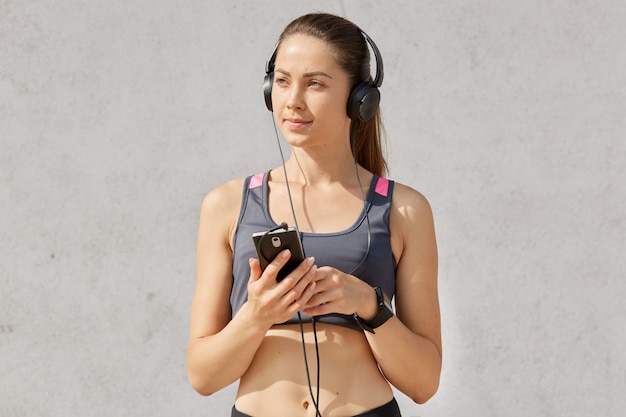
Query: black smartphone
252 227 305 282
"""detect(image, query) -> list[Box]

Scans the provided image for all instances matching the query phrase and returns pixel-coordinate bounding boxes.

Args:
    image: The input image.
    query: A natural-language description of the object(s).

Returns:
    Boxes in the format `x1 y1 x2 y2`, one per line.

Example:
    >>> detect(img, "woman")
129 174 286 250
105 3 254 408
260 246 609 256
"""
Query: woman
187 13 441 417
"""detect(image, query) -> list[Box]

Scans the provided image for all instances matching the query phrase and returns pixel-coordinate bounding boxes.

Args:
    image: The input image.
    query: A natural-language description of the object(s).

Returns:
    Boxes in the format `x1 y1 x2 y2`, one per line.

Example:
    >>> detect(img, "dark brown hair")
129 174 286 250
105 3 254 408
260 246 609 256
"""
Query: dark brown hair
277 13 388 177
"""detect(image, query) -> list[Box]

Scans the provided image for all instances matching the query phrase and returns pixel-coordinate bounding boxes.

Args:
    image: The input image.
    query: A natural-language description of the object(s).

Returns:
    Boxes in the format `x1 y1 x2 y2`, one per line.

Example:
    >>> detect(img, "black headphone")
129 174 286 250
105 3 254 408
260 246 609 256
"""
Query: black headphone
263 29 384 122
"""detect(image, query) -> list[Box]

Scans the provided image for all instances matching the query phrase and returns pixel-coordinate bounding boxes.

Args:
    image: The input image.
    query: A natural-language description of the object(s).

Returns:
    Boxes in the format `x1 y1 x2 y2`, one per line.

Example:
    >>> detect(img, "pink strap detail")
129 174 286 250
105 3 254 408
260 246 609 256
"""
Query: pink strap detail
375 177 389 197
249 173 264 189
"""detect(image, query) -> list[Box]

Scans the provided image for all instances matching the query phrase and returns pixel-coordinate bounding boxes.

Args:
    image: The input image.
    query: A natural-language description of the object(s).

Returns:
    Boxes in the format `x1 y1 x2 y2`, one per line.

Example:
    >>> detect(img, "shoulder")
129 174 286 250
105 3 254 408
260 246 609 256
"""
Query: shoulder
198 178 247 241
390 181 434 223
389 181 438 277
201 177 246 212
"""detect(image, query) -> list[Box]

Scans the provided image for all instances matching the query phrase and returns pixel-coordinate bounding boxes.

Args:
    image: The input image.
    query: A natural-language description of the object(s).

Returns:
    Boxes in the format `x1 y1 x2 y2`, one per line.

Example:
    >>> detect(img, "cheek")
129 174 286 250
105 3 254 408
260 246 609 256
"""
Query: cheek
315 109 351 138
324 97 350 125
316 92 349 118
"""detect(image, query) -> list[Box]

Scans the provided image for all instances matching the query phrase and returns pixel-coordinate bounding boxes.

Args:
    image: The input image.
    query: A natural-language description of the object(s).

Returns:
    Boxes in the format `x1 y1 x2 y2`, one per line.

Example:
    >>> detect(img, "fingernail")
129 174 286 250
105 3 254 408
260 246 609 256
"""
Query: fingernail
282 249 290 258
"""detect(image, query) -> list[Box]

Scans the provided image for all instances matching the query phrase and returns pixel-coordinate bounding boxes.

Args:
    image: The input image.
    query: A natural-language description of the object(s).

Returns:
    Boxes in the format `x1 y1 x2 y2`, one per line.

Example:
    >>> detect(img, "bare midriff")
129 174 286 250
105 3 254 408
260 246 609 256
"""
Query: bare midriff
234 322 394 417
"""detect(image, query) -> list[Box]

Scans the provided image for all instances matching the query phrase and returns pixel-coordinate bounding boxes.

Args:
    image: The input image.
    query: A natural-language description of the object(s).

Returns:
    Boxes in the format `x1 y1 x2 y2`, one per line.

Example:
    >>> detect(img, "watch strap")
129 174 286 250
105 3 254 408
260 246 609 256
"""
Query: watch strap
354 287 394 334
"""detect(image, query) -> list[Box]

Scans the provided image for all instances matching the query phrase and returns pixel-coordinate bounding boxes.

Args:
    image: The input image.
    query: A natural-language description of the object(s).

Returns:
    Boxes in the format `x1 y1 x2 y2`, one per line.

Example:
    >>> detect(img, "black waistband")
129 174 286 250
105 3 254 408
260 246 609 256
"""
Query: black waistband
231 397 401 417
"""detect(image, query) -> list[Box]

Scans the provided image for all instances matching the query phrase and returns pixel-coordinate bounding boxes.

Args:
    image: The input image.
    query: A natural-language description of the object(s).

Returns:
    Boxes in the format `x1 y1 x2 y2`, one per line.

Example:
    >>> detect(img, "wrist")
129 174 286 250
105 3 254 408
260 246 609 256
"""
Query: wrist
238 302 274 334
354 287 394 334
356 286 379 321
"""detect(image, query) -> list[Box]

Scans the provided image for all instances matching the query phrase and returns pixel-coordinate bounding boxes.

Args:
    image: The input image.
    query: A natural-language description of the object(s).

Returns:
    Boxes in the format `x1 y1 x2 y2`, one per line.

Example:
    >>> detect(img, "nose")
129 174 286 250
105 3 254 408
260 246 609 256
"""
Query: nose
285 84 305 110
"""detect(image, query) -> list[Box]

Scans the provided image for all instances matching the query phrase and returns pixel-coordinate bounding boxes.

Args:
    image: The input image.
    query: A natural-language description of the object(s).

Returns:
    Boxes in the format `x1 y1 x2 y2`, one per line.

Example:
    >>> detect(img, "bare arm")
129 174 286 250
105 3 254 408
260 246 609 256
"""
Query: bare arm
187 179 261 395
187 180 318 395
366 183 441 403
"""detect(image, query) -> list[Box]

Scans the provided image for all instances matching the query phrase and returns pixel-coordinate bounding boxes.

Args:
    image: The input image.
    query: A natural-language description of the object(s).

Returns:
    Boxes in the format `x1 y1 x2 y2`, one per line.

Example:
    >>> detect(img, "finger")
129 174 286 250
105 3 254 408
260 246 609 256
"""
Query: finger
248 258 262 283
288 281 317 314
303 289 330 310
260 249 292 282
301 296 333 317
282 262 317 305
270 255 314 292
284 255 315 281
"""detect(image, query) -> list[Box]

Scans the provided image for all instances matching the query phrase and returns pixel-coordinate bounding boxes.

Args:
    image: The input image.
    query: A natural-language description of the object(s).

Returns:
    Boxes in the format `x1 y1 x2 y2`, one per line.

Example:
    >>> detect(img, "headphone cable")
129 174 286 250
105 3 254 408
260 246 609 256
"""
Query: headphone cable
348 120 372 276
271 116 300 232
271 115 322 416
269 116 372 417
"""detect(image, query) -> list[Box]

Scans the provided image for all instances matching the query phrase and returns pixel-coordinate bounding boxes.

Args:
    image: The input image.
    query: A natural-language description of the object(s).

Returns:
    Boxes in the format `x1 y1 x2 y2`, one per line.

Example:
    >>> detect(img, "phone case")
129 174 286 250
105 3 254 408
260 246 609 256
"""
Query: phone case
252 228 305 281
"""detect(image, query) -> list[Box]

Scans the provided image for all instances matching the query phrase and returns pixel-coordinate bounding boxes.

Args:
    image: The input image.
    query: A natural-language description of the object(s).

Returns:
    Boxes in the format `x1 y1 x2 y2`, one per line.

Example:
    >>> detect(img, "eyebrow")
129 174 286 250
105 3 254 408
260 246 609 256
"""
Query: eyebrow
275 68 333 79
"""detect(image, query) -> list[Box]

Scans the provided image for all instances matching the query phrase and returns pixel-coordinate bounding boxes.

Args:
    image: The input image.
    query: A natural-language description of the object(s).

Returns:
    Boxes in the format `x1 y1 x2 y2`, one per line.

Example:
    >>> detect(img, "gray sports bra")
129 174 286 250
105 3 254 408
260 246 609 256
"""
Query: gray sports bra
230 171 397 332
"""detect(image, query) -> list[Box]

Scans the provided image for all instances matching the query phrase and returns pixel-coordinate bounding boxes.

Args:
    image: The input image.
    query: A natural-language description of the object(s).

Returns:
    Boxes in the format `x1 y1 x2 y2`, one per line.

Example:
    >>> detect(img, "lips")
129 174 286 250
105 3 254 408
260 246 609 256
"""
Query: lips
284 118 312 131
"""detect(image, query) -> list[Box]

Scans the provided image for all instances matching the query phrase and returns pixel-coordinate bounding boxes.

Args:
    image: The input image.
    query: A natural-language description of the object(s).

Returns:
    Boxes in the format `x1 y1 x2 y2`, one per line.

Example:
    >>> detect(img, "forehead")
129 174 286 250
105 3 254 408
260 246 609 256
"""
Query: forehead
274 35 340 73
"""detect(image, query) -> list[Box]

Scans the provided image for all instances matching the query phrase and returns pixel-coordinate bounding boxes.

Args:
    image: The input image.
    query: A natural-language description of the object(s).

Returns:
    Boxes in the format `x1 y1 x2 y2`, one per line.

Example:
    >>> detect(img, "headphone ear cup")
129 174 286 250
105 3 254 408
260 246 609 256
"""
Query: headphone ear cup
263 72 274 111
347 82 380 122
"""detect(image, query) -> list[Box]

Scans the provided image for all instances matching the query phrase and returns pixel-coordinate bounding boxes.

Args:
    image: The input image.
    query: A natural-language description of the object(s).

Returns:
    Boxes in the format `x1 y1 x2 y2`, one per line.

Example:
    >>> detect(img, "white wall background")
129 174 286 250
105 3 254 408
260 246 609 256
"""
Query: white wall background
1 1 624 416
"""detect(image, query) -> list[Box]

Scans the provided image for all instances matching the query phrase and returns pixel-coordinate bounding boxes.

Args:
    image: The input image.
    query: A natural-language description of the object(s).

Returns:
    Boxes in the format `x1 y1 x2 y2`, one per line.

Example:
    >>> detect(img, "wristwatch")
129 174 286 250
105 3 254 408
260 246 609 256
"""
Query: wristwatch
354 287 394 334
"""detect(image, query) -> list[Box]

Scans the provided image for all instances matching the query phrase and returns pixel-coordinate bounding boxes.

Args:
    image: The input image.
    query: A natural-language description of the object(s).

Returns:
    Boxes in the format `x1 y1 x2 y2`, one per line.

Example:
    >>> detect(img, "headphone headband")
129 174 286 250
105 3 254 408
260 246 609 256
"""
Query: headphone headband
358 29 384 88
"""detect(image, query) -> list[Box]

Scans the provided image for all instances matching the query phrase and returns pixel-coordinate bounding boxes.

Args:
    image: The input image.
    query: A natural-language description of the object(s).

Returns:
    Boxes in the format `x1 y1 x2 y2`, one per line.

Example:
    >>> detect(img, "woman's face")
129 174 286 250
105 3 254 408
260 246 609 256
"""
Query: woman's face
271 35 352 149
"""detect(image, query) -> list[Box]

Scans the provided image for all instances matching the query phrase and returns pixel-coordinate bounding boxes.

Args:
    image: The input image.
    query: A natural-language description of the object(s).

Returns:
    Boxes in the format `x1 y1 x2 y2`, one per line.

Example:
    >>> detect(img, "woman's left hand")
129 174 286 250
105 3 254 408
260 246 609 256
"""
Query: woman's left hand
301 266 378 320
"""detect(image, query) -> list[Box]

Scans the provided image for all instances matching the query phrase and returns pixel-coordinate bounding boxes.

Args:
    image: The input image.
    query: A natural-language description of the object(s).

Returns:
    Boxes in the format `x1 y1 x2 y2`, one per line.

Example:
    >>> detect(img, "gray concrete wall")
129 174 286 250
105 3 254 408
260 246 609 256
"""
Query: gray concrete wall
1 1 624 416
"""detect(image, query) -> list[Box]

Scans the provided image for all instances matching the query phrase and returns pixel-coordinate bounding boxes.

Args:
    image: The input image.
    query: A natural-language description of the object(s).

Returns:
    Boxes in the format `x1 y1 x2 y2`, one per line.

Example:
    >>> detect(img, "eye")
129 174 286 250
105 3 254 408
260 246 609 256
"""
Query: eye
275 77 288 86
309 80 322 88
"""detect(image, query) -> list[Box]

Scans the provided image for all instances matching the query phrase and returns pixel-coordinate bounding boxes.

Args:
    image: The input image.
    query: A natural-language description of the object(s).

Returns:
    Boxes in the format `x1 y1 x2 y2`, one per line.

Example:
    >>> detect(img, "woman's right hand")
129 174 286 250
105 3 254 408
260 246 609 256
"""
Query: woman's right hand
246 250 318 327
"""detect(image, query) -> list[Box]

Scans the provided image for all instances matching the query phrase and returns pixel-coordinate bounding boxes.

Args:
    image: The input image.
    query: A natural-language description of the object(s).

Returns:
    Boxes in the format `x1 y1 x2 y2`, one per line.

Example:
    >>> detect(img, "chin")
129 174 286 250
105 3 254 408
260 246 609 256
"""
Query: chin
281 131 315 146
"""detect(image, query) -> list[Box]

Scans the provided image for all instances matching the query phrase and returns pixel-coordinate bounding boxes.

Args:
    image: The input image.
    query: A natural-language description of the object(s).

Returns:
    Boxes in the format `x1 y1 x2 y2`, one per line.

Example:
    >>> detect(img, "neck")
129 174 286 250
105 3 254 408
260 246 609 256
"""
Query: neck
282 145 364 186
